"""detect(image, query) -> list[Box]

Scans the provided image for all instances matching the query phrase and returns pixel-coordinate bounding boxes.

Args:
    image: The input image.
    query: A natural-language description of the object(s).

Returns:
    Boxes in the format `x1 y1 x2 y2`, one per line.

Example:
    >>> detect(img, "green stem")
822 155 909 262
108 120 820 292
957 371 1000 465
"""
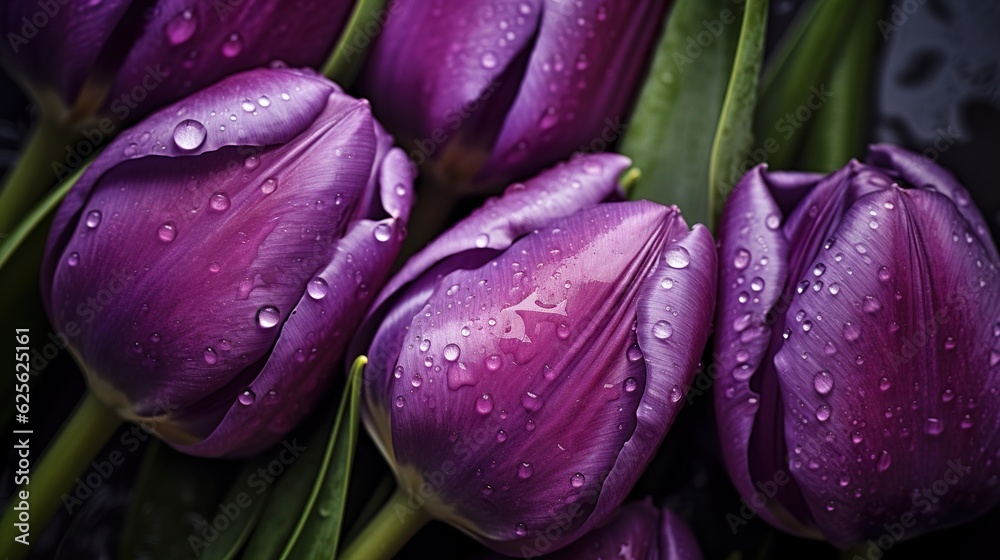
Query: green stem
0 116 80 237
0 391 122 560
338 488 430 560
322 0 392 86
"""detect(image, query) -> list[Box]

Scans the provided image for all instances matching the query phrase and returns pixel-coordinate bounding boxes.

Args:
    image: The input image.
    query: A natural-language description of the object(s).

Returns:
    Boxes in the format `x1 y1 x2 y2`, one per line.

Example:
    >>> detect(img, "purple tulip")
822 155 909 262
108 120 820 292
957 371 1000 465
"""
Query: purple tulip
357 0 669 192
0 0 353 123
40 67 415 458
714 144 1000 547
509 499 702 560
354 153 716 555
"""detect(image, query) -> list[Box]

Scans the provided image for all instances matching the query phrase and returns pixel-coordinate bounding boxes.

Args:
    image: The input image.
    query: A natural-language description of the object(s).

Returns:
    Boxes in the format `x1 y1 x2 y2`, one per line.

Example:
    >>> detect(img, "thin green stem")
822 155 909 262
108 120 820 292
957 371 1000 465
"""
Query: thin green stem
0 116 81 237
0 391 122 560
322 0 392 86
338 488 430 560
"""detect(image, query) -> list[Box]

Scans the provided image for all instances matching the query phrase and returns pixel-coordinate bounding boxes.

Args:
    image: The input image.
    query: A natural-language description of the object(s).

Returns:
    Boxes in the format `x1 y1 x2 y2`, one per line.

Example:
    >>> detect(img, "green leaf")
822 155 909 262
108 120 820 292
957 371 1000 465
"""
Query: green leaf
244 356 367 560
119 440 238 560
322 0 391 87
286 356 365 559
620 0 745 227
707 0 769 227
753 0 867 170
796 0 883 172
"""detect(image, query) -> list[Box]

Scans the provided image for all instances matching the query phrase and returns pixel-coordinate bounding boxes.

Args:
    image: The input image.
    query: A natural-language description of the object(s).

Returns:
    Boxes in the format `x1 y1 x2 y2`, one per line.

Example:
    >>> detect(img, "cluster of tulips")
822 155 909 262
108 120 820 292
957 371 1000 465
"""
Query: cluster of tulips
0 0 997 559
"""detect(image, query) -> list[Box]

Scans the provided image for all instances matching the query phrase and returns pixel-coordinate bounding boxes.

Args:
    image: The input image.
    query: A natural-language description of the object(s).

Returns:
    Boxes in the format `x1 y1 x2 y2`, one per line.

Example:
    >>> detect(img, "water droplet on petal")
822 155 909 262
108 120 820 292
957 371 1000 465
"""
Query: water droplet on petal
517 462 533 478
475 233 490 248
925 417 944 435
485 354 502 371
374 222 393 242
481 52 498 68
476 393 493 415
307 278 328 300
165 9 197 45
813 371 834 395
570 472 585 488
765 214 781 229
257 305 280 328
863 296 882 313
395 396 405 408
238 389 256 405
514 523 527 537
172 119 206 150
443 343 461 361
816 404 831 421
652 320 673 340
257 95 271 108
85 210 102 228
660 278 674 289
877 451 892 472
67 252 80 267
750 277 765 292
209 192 230 211
158 222 177 242
733 248 751 269
664 246 691 269
203 347 217 364
623 377 638 392
221 32 242 56
626 345 643 362
241 99 255 112
521 391 542 411
843 322 860 341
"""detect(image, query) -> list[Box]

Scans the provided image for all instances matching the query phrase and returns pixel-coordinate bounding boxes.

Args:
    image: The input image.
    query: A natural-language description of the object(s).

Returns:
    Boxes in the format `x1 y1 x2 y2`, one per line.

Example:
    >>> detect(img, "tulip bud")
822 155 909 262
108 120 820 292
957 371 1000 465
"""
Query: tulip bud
40 67 415 458
714 144 1000 547
354 153 716 555
0 0 354 123
358 0 669 193
504 499 702 560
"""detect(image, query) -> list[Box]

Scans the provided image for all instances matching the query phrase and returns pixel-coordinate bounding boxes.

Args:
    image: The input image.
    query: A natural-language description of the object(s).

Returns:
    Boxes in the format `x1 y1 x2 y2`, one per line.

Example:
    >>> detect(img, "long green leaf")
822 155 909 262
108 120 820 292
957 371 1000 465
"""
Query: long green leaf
286 356 365 559
322 0 391 86
707 0 769 227
796 0 883 172
753 0 866 170
244 357 367 560
620 0 745 227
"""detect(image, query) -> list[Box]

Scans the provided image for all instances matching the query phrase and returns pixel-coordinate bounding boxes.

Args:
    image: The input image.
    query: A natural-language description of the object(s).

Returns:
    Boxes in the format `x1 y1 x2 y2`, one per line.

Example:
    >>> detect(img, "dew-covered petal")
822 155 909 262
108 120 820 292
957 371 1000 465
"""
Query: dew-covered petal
45 82 379 426
43 67 337 313
478 0 667 185
174 156 414 457
371 201 705 554
713 164 811 534
773 186 1000 548
105 0 351 123
358 0 543 157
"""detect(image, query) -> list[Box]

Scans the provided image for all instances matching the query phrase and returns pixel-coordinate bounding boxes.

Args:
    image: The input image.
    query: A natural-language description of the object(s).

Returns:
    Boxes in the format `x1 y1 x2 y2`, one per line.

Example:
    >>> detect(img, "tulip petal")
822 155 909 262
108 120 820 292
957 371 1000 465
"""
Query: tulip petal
369 200 709 555
479 0 667 184
584 219 715 535
371 153 628 314
43 67 336 315
0 0 134 106
360 0 543 153
867 143 997 261
47 91 379 425
105 0 351 122
773 185 1000 547
660 506 703 560
175 147 415 457
714 164 812 534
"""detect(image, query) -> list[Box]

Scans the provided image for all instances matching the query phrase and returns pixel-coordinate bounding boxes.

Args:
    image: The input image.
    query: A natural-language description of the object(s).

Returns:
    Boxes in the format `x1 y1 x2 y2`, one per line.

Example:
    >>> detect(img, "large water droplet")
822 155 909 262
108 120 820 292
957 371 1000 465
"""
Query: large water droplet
877 450 892 472
85 210 102 228
67 252 80 267
158 222 177 242
241 99 255 112
733 248 750 269
485 354 502 371
664 246 691 269
517 462 533 479
481 52 498 68
238 388 256 405
570 472 586 488
652 320 673 340
750 277 765 292
843 322 860 341
374 222 393 242
307 278 328 300
395 396 405 408
476 393 494 415
257 305 280 328
221 32 242 56
443 343 461 362
623 377 638 392
765 214 781 229
626 344 643 362
521 391 542 411
261 177 278 194
173 119 206 150
862 296 882 313
815 404 831 421
209 192 230 211
813 370 834 395
514 523 527 537
925 417 944 435
165 9 197 44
